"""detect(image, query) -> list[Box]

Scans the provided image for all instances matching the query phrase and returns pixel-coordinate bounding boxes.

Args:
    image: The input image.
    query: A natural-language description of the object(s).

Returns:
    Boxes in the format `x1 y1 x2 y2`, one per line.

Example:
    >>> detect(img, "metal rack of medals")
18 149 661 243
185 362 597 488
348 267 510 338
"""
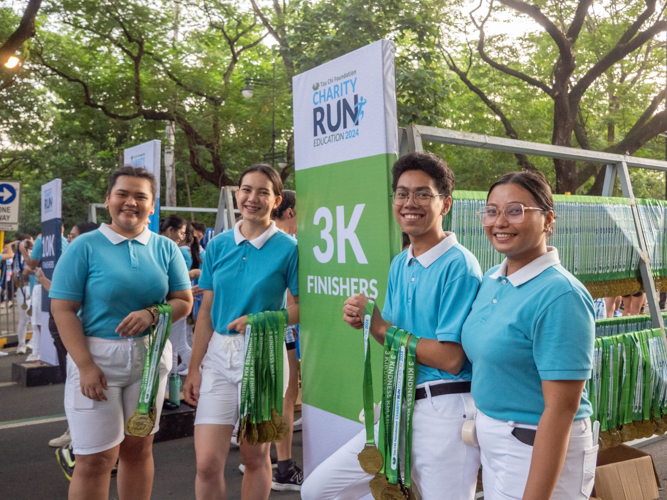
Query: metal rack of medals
444 188 667 449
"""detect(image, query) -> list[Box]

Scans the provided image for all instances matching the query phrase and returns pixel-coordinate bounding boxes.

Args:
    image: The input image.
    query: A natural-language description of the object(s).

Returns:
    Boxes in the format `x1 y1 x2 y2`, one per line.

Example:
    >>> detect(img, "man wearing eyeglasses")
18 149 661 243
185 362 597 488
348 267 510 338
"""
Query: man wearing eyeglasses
302 151 483 500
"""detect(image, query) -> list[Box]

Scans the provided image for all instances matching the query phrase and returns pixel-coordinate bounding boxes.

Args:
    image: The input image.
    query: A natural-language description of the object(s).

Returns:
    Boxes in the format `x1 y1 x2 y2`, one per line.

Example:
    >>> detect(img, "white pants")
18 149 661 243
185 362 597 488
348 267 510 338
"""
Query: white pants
30 284 42 356
302 386 480 500
170 318 191 373
16 286 30 346
476 411 598 500
65 336 172 455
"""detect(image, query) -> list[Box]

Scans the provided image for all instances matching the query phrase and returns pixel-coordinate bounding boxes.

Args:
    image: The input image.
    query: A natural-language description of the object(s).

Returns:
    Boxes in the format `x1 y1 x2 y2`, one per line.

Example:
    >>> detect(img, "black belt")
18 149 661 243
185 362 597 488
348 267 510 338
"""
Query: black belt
415 381 471 401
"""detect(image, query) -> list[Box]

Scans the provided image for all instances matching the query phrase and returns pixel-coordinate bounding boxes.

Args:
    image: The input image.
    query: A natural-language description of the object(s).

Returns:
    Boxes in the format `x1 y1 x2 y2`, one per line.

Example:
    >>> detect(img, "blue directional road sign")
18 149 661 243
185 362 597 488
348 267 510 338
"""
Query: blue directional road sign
0 181 21 231
0 184 17 205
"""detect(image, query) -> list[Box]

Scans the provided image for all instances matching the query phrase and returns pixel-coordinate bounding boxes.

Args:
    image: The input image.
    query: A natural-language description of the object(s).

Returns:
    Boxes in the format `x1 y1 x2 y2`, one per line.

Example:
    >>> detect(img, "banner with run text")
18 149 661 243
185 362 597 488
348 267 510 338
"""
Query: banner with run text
40 179 63 365
293 39 400 475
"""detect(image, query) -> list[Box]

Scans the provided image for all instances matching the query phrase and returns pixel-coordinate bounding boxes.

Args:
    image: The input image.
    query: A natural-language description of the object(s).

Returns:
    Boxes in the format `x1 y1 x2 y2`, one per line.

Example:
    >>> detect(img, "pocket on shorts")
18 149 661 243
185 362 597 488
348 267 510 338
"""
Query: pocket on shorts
581 445 598 496
71 390 95 410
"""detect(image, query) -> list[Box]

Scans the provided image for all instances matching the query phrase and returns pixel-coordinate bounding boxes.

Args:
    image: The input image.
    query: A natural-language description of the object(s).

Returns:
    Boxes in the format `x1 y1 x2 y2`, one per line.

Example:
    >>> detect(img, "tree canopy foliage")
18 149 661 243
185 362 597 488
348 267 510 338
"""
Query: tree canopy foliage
2 0 667 232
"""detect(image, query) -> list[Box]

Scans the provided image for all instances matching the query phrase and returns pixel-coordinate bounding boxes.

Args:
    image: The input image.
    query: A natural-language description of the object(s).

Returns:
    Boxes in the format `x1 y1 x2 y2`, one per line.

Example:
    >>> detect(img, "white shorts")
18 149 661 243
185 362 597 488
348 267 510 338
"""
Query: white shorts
30 284 42 326
302 383 480 500
476 411 598 500
194 333 244 426
65 336 172 455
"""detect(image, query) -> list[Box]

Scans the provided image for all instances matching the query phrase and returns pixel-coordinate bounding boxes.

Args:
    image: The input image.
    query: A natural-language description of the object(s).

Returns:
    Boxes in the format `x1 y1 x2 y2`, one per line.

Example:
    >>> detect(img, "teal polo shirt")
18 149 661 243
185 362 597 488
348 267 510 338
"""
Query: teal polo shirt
199 221 298 335
382 233 482 386
179 246 193 270
30 235 69 294
461 248 594 425
49 224 191 339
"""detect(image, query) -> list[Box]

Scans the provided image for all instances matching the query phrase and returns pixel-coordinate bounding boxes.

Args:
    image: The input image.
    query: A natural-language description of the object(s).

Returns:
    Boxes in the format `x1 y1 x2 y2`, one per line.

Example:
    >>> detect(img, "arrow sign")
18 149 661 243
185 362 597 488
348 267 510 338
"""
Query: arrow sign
0 184 17 205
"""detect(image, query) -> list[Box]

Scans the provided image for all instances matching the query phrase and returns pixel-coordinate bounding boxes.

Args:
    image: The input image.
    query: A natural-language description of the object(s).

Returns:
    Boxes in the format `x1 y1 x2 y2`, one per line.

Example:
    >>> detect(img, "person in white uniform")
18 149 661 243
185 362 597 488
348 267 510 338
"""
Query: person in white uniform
461 170 597 500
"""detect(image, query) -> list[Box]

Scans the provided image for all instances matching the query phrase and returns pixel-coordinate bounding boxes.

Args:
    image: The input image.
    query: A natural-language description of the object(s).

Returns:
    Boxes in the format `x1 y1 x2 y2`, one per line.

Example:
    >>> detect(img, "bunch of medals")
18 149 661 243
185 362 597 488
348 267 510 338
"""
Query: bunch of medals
356 300 420 500
237 310 289 445
595 313 667 338
587 327 667 450
442 191 667 298
126 304 173 437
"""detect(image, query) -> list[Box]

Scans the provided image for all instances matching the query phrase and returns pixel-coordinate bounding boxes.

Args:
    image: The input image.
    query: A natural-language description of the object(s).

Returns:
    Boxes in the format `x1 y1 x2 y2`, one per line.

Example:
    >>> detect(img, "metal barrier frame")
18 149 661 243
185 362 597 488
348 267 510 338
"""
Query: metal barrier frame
402 125 667 335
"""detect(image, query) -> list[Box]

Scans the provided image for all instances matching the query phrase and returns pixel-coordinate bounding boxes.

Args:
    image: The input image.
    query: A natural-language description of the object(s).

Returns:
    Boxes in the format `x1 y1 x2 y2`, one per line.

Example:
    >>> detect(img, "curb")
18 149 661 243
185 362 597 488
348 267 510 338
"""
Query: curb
0 332 32 349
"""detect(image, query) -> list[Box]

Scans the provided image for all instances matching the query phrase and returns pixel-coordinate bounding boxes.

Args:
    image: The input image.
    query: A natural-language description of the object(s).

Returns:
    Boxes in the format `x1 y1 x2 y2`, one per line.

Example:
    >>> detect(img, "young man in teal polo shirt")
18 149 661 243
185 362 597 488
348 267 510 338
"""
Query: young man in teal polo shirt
302 151 482 500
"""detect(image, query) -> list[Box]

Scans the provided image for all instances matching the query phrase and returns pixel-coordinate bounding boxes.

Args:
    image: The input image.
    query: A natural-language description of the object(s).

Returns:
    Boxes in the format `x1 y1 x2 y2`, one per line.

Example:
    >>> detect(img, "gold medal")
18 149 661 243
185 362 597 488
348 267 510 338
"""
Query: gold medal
186 317 195 325
641 420 657 438
257 421 270 444
609 427 622 447
21 303 28 310
598 430 612 450
126 411 155 437
381 483 406 500
264 420 276 442
271 408 288 442
358 445 383 474
620 423 638 442
652 416 666 436
369 474 389 500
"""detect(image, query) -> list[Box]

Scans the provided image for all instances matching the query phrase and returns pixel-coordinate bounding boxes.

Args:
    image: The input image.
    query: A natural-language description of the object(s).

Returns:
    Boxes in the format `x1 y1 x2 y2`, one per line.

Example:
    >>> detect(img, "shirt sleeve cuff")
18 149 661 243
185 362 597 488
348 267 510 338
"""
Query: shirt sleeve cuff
539 369 592 381
436 332 461 344
49 291 83 301
198 281 213 290
169 281 192 292
289 286 299 296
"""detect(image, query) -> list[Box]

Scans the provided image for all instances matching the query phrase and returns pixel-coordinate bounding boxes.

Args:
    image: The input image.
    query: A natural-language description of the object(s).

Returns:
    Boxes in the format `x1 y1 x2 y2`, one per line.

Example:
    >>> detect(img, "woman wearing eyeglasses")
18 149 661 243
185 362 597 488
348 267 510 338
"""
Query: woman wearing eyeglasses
461 171 597 500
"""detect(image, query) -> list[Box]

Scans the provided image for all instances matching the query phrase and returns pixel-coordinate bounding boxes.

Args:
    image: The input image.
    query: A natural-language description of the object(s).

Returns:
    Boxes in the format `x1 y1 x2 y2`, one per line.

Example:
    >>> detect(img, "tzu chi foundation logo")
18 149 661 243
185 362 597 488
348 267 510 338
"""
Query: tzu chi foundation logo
311 70 367 148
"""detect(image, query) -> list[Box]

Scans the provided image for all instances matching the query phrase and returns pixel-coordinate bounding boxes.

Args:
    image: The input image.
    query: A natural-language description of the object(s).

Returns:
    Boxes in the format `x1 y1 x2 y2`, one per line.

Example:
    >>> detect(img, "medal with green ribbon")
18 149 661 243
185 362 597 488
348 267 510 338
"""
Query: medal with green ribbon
126 303 173 437
368 325 420 500
238 309 289 445
358 299 383 474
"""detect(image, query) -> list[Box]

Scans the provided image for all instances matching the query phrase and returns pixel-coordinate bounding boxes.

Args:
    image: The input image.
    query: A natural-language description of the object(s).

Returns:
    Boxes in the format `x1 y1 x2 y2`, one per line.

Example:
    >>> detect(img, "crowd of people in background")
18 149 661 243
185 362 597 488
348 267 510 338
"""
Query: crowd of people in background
0 166 305 498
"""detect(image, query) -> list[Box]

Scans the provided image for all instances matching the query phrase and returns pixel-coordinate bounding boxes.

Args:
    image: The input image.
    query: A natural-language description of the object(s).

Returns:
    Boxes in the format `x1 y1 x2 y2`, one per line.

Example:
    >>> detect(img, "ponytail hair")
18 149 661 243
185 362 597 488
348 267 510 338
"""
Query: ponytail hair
186 222 202 269
159 214 186 235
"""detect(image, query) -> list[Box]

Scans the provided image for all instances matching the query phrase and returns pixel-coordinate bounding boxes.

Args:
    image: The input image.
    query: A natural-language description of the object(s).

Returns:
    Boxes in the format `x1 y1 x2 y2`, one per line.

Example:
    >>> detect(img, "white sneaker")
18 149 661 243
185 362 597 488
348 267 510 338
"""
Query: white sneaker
26 353 40 362
49 428 71 448
0 351 7 356
16 344 27 355
293 417 302 432
25 341 33 351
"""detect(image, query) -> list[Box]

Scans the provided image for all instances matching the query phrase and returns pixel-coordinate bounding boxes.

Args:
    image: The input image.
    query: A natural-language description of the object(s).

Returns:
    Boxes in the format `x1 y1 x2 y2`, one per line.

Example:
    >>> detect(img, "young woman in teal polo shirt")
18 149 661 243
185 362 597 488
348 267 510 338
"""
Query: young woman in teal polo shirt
184 164 299 500
461 171 597 500
50 167 193 500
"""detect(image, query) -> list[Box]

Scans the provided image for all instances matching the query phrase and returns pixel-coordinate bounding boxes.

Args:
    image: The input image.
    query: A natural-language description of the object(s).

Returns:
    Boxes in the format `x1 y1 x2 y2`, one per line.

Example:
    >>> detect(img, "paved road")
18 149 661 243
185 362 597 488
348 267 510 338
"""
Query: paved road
4 339 667 500
0 347 302 500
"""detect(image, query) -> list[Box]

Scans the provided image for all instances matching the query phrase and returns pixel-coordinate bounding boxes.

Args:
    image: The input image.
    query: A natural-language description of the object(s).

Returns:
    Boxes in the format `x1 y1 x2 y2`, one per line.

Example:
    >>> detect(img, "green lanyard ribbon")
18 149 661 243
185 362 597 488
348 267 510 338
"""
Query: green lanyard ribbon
126 303 173 437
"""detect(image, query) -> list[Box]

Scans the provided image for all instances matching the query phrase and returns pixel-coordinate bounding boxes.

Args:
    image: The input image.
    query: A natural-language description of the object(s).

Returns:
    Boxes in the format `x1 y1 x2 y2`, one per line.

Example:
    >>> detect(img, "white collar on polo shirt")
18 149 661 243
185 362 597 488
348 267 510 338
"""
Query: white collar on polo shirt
405 232 458 269
233 220 278 250
99 223 152 245
490 246 560 286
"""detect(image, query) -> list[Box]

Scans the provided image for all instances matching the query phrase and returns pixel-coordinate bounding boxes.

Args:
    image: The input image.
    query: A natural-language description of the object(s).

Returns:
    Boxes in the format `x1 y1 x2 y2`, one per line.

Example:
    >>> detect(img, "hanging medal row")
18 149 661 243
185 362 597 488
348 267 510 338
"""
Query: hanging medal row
444 192 667 298
357 300 420 500
587 328 667 450
238 310 289 445
595 313 667 338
